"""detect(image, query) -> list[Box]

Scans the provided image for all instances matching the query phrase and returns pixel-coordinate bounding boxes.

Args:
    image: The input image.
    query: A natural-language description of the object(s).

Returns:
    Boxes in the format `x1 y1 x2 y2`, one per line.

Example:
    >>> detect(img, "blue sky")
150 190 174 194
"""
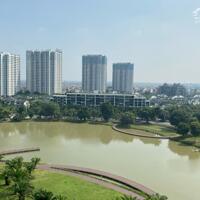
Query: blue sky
1 0 200 83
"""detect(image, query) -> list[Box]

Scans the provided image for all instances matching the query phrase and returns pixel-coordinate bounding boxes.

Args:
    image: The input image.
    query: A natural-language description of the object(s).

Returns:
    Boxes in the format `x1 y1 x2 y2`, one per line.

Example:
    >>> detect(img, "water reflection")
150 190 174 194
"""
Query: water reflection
1 122 200 200
0 122 134 145
168 140 200 160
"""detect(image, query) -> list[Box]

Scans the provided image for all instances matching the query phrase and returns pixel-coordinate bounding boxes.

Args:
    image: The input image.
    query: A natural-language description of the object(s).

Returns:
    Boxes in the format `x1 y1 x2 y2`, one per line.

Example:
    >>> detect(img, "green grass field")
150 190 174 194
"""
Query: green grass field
125 123 200 148
0 169 121 200
129 124 179 137
175 136 200 149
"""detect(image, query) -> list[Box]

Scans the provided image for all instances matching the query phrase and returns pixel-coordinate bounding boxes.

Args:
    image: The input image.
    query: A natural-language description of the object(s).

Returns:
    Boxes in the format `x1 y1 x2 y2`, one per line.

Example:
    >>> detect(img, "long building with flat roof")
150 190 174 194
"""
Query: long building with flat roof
53 93 149 108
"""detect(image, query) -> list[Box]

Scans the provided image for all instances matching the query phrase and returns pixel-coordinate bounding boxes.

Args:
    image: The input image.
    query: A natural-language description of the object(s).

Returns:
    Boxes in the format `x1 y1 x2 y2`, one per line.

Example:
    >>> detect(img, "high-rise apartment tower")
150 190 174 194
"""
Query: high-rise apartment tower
0 52 20 96
82 55 107 93
112 63 134 93
26 49 62 95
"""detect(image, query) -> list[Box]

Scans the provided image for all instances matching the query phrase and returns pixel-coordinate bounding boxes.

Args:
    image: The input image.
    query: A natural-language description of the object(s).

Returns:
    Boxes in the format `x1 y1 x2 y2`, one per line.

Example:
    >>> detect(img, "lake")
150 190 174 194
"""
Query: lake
0 122 200 200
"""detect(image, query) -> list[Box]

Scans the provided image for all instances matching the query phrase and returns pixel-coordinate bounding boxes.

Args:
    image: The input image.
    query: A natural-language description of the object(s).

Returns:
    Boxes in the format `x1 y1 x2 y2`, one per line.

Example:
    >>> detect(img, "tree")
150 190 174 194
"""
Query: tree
146 193 168 200
32 189 67 200
154 108 169 122
1 167 11 186
1 156 40 200
77 108 90 121
24 157 40 174
190 121 200 136
32 189 55 200
39 102 60 118
177 122 190 135
169 109 190 127
29 101 60 118
116 195 138 200
120 112 135 127
137 108 155 123
193 112 200 122
0 106 12 120
12 176 33 200
100 103 113 121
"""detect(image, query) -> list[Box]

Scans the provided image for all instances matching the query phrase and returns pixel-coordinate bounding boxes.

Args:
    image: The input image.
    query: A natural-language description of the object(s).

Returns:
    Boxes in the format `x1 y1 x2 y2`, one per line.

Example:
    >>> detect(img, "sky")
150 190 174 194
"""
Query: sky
1 0 200 83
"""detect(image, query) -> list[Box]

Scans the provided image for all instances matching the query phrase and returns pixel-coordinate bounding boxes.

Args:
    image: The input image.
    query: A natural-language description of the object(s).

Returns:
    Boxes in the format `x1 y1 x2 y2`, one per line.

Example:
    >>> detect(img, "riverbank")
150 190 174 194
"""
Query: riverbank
0 161 153 200
0 167 121 200
113 124 180 139
1 120 200 149
115 123 200 149
0 121 199 199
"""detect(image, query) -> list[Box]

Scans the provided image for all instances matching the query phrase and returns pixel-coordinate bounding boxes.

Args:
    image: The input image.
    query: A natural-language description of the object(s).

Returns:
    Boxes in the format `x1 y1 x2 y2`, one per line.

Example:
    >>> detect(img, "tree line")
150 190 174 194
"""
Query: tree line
0 99 200 136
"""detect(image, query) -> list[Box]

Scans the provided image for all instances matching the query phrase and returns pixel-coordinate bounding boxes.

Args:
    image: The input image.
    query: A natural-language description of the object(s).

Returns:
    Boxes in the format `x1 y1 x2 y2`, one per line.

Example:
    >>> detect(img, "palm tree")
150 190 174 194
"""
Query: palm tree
32 189 68 200
12 177 33 200
2 156 40 199
1 167 11 185
25 157 41 175
116 195 138 200
146 193 168 200
55 195 68 200
32 189 55 200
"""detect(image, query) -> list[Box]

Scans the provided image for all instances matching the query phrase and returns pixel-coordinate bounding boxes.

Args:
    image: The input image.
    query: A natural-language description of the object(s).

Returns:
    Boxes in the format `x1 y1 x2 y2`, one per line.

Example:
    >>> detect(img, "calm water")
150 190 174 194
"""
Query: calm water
0 122 200 200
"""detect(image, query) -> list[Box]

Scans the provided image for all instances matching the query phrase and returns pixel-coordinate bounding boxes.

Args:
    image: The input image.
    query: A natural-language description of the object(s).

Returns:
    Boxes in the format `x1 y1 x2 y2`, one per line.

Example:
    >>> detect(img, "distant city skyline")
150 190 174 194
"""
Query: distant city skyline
1 0 200 83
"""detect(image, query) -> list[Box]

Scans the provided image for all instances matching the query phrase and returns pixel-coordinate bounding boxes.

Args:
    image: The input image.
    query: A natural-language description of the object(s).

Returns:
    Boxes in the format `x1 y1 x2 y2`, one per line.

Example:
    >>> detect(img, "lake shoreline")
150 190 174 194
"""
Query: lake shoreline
0 120 200 149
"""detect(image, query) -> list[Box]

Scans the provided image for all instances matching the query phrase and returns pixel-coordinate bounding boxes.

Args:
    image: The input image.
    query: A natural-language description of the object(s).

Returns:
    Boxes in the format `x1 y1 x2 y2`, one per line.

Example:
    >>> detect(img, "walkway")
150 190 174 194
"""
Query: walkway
1 148 155 199
112 125 180 139
0 147 40 156
38 164 155 199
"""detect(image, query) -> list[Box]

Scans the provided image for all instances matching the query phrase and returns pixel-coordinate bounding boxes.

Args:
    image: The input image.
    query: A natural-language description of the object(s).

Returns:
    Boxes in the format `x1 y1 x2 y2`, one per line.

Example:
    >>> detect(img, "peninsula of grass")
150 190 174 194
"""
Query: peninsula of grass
0 169 122 200
173 136 200 149
127 124 179 137
117 123 200 149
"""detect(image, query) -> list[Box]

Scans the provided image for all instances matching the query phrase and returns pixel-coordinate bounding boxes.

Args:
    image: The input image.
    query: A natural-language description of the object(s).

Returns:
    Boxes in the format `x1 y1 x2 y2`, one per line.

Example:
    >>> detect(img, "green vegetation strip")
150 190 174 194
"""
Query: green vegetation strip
130 124 179 137
0 169 122 200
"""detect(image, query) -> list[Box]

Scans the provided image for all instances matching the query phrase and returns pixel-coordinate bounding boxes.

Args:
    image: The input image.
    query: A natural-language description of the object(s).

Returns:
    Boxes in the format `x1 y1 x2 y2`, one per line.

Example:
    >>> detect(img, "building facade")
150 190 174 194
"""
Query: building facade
112 63 134 94
82 55 107 93
53 93 149 108
0 52 20 96
26 49 62 95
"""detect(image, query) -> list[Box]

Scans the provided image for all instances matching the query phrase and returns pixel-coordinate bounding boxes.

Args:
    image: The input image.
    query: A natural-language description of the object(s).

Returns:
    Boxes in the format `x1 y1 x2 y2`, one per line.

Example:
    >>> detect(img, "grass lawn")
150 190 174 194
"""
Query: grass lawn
175 136 200 149
0 169 122 200
128 124 179 137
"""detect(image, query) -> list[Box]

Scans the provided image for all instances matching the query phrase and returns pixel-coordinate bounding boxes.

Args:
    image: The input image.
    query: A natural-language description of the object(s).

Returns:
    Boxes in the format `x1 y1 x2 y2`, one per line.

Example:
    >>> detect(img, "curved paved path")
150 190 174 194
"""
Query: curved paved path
51 165 155 195
38 164 145 199
0 147 40 156
113 125 180 139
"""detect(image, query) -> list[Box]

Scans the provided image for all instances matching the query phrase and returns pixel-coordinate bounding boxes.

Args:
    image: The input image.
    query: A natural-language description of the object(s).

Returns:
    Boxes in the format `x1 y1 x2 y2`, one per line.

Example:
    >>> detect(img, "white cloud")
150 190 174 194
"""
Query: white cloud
193 8 200 24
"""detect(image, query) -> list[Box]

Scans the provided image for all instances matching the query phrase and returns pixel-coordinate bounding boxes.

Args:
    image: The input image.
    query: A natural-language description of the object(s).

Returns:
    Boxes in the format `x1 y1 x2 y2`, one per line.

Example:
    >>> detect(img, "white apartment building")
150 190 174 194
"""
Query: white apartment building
112 63 134 94
0 52 20 96
26 49 62 95
82 55 107 93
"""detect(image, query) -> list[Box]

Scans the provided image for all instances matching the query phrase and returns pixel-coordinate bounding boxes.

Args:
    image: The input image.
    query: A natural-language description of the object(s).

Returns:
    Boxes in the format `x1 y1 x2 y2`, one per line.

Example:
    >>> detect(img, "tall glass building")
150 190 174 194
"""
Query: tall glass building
0 52 20 96
112 63 134 94
82 55 107 93
26 49 62 95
